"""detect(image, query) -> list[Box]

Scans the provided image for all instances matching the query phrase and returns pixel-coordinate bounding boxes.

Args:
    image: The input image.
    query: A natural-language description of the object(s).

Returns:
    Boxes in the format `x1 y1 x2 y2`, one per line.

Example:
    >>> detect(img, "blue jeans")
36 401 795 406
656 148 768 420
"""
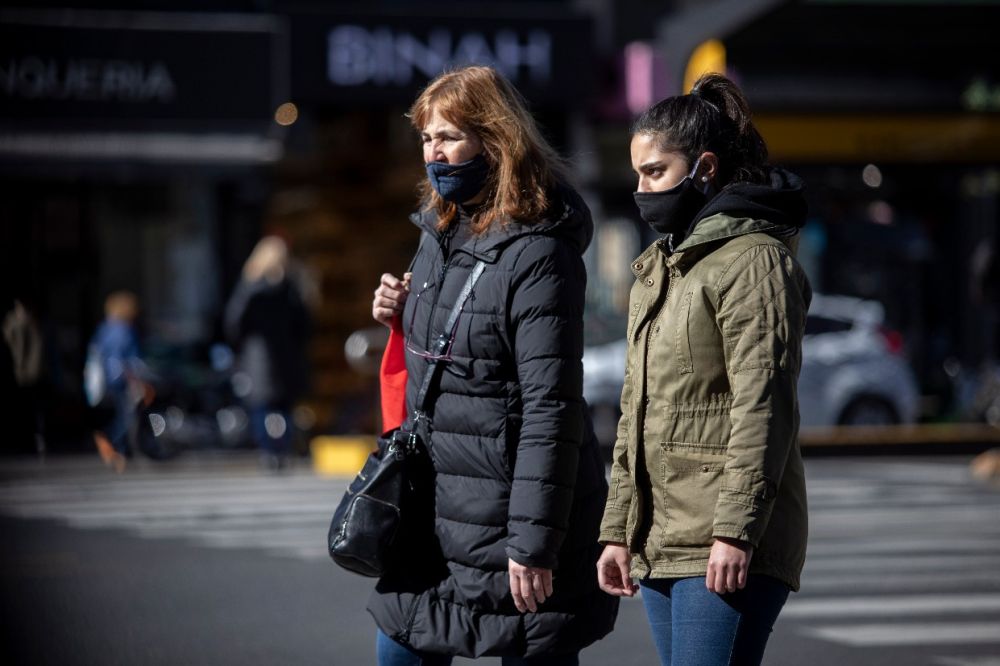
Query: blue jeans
640 575 789 666
106 387 134 456
376 630 579 666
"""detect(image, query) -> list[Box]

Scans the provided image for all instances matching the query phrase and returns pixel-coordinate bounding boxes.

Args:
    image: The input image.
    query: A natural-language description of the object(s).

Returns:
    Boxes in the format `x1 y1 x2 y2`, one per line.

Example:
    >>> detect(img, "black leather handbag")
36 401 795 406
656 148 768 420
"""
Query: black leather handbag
327 427 428 576
327 261 486 577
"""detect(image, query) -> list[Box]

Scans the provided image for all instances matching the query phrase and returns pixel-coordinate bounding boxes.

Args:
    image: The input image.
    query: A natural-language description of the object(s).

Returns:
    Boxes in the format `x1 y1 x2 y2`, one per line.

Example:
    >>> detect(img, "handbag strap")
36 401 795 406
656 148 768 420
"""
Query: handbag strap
413 260 486 417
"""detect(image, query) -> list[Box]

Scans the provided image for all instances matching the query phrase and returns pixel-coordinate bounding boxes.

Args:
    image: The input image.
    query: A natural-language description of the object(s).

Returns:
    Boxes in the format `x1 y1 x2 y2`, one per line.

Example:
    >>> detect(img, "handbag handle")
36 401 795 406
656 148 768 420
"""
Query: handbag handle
412 260 486 419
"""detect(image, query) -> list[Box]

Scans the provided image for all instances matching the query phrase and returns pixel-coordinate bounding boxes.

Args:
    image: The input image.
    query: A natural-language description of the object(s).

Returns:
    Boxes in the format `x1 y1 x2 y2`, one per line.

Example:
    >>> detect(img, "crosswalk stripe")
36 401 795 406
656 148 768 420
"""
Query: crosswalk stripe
0 479 342 501
933 657 1000 666
800 570 1000 593
809 505 1000 527
784 594 1000 618
806 537 1000 556
807 527 1000 543
806 485 995 503
807 525 1000 540
801 622 1000 647
195 531 327 549
0 497 342 518
290 545 332 560
0 469 322 486
9 503 336 526
84 513 328 530
806 463 975 485
0 463 348 562
802 553 1000 573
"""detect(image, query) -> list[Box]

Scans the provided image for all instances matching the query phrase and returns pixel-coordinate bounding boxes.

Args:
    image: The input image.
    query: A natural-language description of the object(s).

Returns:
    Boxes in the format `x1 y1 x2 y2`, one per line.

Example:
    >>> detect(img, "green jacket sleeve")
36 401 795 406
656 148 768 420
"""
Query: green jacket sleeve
599 339 636 545
712 243 810 548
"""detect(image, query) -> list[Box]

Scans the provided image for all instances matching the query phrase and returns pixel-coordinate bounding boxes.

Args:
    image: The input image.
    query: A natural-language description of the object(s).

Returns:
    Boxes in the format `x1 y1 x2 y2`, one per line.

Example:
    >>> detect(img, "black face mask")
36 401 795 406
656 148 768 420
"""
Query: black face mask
633 160 708 241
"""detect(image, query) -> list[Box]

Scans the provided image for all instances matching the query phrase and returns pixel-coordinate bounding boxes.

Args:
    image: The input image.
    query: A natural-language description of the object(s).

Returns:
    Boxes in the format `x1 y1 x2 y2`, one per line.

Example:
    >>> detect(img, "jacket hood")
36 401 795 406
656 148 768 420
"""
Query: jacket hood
676 167 807 252
410 182 594 261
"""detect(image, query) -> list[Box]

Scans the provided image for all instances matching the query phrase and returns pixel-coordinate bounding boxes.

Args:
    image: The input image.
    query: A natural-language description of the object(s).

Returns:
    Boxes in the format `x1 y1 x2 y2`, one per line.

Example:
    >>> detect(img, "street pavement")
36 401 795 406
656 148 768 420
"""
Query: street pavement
0 452 998 665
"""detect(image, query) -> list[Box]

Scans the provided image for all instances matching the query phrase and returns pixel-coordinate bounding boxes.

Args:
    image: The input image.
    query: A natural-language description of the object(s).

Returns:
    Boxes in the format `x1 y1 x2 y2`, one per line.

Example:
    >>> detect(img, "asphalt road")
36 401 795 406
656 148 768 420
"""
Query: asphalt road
0 453 998 665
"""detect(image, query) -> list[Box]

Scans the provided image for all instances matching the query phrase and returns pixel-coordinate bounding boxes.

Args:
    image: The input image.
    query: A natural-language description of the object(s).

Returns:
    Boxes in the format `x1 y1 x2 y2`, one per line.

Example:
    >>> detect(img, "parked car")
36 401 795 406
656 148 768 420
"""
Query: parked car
798 294 920 427
582 294 920 446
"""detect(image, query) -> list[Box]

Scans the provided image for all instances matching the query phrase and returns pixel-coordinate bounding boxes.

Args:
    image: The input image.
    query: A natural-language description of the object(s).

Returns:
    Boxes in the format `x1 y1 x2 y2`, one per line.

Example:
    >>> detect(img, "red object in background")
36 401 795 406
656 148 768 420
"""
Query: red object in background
879 326 905 356
379 318 408 434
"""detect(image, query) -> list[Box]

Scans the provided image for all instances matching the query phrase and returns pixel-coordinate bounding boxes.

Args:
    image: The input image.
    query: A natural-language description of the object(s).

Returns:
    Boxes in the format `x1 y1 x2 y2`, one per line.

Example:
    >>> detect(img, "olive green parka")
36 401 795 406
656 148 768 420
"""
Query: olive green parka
599 169 812 591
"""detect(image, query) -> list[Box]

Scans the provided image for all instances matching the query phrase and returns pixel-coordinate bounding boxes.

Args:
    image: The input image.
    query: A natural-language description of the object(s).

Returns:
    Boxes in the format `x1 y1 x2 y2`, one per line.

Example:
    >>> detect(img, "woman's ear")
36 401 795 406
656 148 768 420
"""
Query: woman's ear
697 152 719 185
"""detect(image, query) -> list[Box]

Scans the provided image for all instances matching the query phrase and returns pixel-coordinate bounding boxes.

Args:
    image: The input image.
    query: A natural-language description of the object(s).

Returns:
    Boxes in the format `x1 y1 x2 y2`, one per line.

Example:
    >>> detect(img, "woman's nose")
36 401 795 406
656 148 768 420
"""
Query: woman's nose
429 143 447 163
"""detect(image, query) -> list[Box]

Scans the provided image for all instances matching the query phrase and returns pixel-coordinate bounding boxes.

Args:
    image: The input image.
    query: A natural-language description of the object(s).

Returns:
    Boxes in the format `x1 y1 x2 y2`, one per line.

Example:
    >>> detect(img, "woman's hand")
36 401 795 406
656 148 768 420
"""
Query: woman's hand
372 272 412 327
508 559 553 613
706 537 754 594
596 543 637 597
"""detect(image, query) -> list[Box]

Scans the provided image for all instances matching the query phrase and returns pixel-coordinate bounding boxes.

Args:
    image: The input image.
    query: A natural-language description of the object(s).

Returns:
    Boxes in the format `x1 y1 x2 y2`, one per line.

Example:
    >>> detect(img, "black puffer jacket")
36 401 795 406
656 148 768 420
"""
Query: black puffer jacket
224 275 310 407
368 187 619 658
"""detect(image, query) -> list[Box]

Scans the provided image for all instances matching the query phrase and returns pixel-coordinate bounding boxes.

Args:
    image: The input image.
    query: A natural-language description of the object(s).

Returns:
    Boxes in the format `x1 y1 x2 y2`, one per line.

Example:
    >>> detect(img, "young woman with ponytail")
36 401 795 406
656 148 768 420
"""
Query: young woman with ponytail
596 73 812 666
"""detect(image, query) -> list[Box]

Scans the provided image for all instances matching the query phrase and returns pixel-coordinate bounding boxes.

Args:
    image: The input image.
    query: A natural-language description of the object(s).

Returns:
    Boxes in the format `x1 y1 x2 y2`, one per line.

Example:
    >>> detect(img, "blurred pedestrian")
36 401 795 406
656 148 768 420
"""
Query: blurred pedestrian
225 235 311 471
971 238 1000 361
0 295 45 453
3 300 42 392
0 297 15 435
87 291 143 471
596 73 811 666
2 298 45 454
368 65 618 665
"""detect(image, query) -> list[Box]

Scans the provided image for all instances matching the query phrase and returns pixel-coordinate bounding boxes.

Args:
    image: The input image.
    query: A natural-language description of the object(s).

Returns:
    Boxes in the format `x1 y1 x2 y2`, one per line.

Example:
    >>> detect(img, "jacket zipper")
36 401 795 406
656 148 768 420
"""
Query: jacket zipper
631 258 673 553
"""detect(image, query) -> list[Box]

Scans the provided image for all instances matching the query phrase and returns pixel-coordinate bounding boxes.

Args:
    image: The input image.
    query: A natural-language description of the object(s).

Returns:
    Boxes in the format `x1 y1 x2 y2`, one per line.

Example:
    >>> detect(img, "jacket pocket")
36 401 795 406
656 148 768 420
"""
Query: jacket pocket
675 292 694 374
658 443 726 547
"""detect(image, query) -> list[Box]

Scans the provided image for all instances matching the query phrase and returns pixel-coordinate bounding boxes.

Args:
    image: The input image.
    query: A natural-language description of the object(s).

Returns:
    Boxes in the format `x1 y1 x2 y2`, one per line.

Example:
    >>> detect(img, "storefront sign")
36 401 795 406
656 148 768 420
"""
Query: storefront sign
292 12 592 106
327 25 552 87
0 11 286 128
2 56 176 104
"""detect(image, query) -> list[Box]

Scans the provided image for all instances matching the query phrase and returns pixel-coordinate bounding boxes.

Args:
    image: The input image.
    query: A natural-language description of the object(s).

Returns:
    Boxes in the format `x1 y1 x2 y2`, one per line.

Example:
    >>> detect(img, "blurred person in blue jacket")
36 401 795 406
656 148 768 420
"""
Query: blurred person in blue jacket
87 291 143 469
225 235 312 470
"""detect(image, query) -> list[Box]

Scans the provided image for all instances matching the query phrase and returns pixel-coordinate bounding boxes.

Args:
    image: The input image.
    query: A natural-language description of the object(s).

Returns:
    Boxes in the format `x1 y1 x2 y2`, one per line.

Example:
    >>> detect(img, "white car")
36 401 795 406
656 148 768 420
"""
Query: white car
798 294 919 427
583 294 920 445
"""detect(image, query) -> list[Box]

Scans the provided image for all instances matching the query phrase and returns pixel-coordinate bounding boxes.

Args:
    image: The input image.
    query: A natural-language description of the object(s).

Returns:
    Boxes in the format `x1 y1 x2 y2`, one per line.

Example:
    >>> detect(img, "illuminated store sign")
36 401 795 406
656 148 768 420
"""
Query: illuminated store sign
292 12 592 106
1 57 176 104
327 25 552 87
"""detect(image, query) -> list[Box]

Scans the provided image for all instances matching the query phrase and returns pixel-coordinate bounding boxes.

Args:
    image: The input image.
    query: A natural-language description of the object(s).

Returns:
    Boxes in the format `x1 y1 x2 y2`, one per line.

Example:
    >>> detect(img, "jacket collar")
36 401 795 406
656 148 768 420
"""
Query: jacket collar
668 213 789 272
632 213 795 277
630 238 670 282
410 195 583 263
674 213 783 252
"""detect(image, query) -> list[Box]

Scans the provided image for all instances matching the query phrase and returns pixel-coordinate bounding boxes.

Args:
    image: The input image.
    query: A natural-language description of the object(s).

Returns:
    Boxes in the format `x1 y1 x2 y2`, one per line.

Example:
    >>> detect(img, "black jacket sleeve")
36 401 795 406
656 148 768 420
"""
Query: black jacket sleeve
504 236 586 569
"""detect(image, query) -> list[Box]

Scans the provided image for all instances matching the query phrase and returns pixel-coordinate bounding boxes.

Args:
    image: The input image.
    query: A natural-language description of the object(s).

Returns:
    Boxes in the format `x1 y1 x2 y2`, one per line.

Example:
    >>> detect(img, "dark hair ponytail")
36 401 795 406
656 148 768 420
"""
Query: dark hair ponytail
631 73 768 186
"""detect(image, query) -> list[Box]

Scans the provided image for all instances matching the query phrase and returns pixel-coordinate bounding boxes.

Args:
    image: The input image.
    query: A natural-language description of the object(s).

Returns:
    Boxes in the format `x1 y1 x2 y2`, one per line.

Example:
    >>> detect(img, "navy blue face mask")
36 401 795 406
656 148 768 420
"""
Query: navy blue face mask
425 153 490 204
